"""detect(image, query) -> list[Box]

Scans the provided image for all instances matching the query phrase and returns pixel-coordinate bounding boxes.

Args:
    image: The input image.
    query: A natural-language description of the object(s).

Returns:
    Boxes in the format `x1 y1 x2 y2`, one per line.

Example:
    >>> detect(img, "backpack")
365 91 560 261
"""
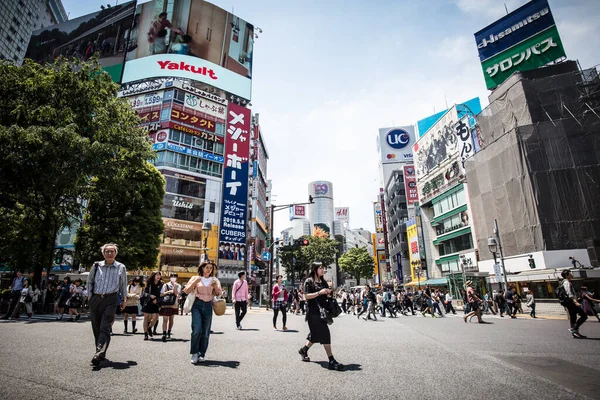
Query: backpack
555 282 571 306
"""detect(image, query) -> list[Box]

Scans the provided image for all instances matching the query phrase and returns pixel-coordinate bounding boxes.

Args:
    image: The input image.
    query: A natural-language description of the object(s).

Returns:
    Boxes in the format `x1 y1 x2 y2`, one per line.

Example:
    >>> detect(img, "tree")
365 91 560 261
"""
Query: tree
280 236 339 281
0 58 158 285
338 247 374 285
75 162 165 269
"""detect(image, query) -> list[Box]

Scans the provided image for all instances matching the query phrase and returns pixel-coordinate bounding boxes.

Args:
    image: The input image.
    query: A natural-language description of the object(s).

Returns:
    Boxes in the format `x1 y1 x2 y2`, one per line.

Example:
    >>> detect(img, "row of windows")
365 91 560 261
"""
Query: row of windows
168 130 224 155
435 212 469 236
440 259 461 273
153 151 223 178
438 233 473 257
433 188 466 217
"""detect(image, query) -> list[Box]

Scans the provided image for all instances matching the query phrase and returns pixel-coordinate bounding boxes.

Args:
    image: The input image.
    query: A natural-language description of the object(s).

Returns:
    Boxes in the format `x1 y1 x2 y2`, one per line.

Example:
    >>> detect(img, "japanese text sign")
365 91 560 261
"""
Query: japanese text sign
403 165 419 206
218 102 251 245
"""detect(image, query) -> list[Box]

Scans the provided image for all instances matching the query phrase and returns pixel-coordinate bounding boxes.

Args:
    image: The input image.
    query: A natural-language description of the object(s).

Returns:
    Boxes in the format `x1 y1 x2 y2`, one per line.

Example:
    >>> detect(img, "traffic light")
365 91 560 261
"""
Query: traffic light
309 195 314 204
528 256 536 269
301 238 309 246
55 254 62 265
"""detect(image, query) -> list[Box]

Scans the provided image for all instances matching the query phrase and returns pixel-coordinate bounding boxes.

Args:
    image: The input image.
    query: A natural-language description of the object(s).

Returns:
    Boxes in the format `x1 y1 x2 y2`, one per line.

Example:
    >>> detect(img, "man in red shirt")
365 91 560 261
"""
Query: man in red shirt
147 12 183 55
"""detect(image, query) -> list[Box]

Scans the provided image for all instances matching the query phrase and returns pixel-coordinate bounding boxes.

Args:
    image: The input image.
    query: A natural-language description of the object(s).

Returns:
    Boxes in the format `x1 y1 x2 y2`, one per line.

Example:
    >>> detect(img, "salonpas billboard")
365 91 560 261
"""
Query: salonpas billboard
474 0 566 90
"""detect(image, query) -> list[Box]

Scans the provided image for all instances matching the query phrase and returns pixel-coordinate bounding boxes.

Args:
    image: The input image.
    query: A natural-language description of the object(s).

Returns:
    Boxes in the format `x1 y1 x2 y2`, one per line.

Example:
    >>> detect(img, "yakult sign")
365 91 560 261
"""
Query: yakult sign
121 54 252 100
219 103 251 245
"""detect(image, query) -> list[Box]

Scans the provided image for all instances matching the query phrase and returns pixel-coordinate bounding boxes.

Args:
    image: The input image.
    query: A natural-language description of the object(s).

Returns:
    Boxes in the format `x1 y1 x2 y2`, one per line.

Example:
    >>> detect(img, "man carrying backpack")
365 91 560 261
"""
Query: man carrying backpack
560 270 587 339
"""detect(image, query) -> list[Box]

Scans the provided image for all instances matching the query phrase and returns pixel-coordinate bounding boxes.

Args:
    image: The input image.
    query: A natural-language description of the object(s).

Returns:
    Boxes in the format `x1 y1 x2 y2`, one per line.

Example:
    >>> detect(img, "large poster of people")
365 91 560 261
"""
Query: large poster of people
218 243 246 261
25 1 137 82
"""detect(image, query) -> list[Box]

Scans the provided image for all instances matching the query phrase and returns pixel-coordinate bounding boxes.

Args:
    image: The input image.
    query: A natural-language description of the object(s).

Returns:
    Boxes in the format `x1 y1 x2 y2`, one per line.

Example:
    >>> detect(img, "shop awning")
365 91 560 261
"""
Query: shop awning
403 280 426 287
422 277 448 286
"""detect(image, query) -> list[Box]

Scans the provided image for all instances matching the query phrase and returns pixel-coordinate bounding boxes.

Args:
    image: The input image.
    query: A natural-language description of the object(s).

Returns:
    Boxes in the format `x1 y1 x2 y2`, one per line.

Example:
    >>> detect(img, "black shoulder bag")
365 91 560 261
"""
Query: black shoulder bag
159 283 176 306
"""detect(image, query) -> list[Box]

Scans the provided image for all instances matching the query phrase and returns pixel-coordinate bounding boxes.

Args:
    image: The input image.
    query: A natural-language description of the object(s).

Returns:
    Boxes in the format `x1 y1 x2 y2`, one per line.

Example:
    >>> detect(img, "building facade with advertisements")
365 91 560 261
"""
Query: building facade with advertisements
114 0 257 287
376 125 417 287
248 119 270 286
412 101 487 298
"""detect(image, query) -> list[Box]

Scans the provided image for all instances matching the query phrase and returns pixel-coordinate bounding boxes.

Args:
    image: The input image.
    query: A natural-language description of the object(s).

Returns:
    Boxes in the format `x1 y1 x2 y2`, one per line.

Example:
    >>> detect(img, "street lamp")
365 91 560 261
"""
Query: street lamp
488 219 508 292
414 266 422 291
200 220 212 264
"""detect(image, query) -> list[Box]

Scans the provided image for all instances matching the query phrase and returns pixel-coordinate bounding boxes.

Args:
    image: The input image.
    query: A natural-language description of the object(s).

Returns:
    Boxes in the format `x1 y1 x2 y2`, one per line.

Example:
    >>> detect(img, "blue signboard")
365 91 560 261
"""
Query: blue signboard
252 160 258 178
153 142 224 163
474 0 556 62
261 251 271 262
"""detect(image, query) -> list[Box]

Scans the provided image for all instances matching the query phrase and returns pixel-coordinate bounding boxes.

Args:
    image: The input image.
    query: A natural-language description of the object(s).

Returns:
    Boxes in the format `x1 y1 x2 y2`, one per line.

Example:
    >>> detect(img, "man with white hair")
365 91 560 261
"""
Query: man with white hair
87 243 128 366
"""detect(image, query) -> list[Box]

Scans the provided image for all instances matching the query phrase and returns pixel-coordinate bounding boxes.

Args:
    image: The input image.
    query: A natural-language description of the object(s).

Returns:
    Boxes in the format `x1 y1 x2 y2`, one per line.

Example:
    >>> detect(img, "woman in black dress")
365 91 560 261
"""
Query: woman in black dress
142 271 162 340
298 262 344 370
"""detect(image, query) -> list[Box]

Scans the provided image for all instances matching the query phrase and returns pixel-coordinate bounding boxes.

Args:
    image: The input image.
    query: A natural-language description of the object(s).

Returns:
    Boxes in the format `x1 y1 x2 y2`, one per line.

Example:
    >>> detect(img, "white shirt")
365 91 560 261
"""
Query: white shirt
200 277 213 287
445 293 452 302
277 284 285 301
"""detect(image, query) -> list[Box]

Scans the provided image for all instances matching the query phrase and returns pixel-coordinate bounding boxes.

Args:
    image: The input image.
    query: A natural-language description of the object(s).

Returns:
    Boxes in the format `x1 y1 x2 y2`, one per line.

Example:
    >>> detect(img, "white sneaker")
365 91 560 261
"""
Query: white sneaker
190 353 199 364
198 355 205 362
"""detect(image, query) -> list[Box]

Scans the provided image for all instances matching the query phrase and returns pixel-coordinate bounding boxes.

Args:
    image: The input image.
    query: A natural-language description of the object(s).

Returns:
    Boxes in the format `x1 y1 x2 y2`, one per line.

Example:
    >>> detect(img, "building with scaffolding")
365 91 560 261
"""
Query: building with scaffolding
466 61 600 298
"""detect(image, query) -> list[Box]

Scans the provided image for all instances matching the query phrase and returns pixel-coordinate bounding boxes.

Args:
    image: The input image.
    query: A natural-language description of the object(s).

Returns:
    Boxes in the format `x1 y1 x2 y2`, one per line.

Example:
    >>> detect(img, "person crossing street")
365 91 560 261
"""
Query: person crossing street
87 243 127 366
232 271 249 330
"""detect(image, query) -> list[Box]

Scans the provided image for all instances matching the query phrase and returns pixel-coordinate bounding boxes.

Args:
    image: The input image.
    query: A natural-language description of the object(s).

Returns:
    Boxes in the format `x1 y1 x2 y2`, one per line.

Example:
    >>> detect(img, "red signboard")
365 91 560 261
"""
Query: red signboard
403 165 419 205
137 110 160 123
171 109 216 133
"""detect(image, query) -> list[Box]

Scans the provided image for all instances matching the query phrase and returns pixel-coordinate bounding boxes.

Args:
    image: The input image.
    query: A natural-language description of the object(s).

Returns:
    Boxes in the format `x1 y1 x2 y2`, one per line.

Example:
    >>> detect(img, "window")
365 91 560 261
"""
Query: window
169 130 180 142
215 123 225 135
432 188 465 217
209 202 216 213
438 233 473 256
435 214 465 236
183 132 192 146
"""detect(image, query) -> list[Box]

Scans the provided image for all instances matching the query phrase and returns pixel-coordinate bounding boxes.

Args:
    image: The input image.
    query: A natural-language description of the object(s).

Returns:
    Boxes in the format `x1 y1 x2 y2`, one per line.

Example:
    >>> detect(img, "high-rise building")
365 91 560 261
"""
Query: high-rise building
308 181 334 236
1 0 67 64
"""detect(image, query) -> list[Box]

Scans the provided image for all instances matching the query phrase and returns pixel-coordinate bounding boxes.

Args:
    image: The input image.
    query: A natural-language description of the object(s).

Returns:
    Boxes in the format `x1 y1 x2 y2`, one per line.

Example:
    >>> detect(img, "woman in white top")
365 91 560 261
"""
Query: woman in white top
159 273 181 342
67 279 83 322
12 279 34 320
123 277 142 334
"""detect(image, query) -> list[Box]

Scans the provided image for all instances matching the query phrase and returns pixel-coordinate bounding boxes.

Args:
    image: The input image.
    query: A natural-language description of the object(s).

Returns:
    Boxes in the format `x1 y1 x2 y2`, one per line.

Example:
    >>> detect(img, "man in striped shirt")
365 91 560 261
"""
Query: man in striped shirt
88 243 128 366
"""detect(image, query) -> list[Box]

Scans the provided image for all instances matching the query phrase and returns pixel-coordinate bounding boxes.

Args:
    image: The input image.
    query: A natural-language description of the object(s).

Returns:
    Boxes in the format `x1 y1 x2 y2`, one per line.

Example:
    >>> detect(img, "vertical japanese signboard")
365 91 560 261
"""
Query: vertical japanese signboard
219 103 251 249
403 165 418 205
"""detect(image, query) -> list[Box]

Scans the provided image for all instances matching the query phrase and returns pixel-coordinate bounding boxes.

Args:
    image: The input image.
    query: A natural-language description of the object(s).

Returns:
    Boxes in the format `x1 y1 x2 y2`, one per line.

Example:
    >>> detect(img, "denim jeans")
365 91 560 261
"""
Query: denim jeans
190 300 213 356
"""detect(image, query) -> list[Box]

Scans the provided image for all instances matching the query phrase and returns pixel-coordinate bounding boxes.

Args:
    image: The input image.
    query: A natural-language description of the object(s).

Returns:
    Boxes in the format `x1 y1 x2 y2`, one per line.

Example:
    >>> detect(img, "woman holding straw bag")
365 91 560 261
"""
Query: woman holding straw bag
183 261 222 364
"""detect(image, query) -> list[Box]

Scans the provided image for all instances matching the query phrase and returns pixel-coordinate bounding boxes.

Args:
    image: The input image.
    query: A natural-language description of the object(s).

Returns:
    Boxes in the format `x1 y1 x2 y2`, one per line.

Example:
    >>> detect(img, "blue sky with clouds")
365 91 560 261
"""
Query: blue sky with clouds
62 0 600 235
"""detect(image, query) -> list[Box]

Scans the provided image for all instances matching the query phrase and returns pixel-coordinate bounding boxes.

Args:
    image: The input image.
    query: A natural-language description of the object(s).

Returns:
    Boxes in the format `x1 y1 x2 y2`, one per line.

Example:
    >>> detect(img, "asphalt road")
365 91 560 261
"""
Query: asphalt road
1 308 599 400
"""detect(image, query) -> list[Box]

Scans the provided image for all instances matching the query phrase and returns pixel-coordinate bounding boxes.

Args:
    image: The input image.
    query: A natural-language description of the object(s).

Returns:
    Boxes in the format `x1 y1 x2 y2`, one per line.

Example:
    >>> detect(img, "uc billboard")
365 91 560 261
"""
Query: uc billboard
474 0 566 90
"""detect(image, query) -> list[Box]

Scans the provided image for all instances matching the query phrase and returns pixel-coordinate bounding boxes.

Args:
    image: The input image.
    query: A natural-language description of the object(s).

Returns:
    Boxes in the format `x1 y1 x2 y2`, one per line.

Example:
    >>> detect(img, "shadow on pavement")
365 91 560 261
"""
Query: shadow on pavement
280 329 298 333
210 331 224 335
314 361 362 371
240 328 260 331
92 360 137 371
196 360 240 368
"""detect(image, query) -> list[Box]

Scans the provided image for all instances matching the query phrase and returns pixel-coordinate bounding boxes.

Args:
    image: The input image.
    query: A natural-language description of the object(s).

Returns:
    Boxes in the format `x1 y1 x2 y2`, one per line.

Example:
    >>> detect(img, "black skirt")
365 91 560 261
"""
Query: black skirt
306 313 331 345
142 302 160 314
123 305 139 314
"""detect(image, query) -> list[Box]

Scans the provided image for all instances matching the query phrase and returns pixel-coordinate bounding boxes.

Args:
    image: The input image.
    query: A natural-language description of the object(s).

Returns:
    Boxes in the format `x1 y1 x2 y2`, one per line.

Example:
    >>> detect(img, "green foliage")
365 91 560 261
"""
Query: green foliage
0 58 159 283
280 236 339 281
338 247 374 285
75 162 165 269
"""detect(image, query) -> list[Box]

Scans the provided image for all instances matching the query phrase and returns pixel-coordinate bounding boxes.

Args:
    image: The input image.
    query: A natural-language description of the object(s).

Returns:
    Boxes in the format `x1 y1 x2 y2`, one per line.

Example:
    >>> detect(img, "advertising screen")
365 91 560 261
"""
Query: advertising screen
25 1 137 82
122 0 254 99
474 0 566 89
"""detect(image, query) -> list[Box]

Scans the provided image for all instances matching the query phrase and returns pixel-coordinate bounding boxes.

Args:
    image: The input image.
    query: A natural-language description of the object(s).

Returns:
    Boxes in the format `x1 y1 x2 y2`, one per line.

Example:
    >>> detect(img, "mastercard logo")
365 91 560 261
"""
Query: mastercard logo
386 154 396 159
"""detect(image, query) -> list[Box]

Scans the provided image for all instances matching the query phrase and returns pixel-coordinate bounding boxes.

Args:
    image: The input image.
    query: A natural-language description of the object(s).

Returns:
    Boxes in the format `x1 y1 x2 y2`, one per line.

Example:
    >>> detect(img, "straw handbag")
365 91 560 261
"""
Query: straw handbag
212 297 226 316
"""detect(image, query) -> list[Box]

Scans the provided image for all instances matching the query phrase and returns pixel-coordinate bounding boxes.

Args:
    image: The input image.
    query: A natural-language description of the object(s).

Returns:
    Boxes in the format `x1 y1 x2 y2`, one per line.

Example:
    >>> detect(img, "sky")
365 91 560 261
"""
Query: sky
62 0 600 237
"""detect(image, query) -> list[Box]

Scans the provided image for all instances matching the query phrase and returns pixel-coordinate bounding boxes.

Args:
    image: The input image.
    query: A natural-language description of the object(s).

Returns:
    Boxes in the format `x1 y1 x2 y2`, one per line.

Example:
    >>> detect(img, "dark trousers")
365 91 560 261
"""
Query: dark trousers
89 294 118 357
404 302 414 314
4 291 21 318
383 302 395 317
432 302 443 316
273 306 287 327
445 302 456 314
529 304 536 317
565 301 587 331
341 299 347 313
234 300 247 327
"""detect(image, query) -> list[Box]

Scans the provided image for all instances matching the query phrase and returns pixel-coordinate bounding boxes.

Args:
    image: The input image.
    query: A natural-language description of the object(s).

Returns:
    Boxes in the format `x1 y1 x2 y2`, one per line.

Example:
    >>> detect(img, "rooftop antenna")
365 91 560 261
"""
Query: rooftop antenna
504 3 509 14
444 94 448 109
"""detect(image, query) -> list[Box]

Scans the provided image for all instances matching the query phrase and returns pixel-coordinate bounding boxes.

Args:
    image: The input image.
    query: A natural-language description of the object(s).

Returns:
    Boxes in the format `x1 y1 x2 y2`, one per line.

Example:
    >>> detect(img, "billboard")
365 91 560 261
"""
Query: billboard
417 97 482 137
310 182 331 198
25 1 137 82
218 102 251 256
413 106 459 180
377 125 416 164
122 0 254 99
334 207 349 223
474 0 566 89
403 165 418 206
289 205 306 220
406 218 421 281
373 202 383 233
